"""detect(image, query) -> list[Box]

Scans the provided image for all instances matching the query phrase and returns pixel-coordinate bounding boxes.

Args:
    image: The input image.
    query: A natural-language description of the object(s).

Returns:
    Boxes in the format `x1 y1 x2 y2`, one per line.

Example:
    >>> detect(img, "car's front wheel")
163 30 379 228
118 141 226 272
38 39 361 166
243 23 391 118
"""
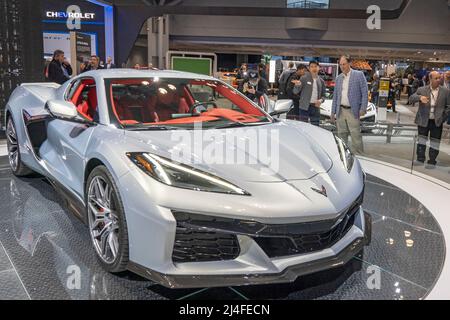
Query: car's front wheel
86 166 129 273
6 117 33 177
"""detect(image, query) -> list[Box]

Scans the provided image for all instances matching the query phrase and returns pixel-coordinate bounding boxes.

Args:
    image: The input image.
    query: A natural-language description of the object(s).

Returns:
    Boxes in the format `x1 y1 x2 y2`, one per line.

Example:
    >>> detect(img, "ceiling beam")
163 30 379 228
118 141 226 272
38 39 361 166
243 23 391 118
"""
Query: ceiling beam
110 0 411 19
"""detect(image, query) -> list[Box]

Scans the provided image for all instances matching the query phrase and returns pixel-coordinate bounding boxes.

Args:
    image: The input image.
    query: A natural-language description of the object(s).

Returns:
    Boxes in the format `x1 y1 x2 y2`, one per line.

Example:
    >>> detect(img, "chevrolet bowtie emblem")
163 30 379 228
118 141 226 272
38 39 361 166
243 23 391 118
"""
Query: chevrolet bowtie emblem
311 185 328 197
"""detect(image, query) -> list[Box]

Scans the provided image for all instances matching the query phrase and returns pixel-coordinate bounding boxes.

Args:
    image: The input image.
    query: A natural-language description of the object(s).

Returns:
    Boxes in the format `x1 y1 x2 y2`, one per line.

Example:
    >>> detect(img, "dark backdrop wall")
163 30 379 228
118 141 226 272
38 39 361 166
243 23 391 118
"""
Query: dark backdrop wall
0 0 44 128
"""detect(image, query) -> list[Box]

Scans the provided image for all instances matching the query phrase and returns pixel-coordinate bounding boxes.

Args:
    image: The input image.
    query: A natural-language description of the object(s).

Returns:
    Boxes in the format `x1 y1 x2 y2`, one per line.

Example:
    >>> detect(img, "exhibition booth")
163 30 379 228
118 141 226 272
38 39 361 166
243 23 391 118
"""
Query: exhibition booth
0 0 449 303
41 0 114 73
1 66 449 300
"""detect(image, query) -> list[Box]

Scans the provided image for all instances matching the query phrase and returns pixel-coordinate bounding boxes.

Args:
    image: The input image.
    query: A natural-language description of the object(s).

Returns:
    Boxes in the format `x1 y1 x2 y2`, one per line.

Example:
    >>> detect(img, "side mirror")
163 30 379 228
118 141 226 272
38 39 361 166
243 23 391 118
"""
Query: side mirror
46 100 78 120
269 99 294 116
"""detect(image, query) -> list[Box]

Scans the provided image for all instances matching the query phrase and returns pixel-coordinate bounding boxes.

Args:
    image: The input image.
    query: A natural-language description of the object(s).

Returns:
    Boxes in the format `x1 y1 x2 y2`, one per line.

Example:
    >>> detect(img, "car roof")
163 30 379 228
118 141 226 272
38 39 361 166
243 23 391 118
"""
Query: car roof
80 69 216 81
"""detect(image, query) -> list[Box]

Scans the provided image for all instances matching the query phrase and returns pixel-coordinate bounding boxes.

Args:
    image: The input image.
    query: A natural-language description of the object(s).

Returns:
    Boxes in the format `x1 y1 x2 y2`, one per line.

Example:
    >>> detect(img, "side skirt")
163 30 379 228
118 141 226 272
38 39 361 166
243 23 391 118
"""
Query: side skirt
46 178 88 225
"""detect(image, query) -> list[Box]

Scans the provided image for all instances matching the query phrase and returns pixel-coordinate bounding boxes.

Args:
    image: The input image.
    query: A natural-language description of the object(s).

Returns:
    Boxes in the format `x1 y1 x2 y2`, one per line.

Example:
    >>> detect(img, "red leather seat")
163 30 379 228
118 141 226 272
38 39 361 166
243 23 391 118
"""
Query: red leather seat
155 92 179 122
178 97 190 114
113 98 134 120
77 87 98 120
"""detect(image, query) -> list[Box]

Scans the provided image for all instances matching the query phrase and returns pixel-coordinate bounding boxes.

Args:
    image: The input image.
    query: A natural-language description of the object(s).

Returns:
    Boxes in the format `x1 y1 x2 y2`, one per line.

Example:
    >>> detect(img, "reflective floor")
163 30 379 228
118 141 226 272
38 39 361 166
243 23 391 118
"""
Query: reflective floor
0 156 445 300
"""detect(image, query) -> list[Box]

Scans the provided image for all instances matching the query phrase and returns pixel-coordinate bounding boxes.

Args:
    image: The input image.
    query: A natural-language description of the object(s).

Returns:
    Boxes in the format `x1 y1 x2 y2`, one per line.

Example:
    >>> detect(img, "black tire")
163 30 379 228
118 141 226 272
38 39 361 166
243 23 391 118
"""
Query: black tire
364 212 372 246
85 165 129 273
6 117 33 177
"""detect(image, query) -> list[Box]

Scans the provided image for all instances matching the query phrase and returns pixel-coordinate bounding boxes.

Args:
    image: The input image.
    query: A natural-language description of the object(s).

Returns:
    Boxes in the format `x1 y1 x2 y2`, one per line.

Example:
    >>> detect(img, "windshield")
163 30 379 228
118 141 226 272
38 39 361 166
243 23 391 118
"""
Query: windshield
105 78 272 130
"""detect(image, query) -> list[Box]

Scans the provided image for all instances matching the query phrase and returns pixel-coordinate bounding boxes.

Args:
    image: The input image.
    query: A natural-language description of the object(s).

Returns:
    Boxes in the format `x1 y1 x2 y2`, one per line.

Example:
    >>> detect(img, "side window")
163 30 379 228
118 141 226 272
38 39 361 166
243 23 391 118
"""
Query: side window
66 80 81 101
66 78 98 121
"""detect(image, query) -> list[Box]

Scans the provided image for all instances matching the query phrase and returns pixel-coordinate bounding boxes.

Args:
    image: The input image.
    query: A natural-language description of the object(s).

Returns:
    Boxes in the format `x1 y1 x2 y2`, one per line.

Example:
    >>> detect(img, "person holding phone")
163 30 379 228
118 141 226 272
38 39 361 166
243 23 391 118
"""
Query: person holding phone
409 71 450 166
47 49 72 84
82 55 104 73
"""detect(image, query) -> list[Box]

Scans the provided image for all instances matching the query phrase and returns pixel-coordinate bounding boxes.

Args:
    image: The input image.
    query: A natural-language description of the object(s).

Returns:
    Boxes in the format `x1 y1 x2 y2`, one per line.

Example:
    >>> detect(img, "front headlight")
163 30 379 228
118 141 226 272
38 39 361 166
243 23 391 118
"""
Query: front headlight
127 152 250 196
334 135 354 173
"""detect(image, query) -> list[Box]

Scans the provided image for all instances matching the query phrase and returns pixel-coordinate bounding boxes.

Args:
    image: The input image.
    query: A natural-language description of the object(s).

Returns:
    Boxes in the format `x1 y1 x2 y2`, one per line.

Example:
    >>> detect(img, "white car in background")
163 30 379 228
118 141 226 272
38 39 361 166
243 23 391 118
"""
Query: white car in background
266 90 377 123
320 90 377 123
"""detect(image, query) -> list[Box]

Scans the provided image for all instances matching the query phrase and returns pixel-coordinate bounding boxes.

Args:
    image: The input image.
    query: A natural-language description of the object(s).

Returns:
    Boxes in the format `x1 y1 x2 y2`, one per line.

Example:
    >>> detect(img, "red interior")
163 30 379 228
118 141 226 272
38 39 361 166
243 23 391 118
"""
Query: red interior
109 79 265 126
71 78 98 121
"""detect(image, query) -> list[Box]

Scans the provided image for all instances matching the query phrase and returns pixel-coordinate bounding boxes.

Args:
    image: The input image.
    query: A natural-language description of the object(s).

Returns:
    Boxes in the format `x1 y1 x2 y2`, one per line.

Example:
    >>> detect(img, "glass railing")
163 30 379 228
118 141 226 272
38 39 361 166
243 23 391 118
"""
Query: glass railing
319 119 450 189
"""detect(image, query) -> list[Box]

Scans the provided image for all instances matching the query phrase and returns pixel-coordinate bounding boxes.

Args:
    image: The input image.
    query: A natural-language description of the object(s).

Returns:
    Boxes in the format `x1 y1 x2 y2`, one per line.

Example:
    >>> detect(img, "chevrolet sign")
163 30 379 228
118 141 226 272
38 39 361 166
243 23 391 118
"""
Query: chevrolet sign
46 11 96 19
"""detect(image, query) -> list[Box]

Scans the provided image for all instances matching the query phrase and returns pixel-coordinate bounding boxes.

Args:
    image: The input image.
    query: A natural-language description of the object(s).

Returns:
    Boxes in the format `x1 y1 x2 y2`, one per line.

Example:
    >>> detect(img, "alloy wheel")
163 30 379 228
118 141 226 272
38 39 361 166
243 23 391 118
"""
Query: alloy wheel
88 176 120 264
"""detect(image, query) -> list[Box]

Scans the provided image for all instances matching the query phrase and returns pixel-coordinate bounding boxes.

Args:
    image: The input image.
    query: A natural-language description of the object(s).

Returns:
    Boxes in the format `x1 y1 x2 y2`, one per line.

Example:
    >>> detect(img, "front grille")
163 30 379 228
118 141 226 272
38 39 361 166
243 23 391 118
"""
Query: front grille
172 221 240 263
254 203 359 258
172 189 364 262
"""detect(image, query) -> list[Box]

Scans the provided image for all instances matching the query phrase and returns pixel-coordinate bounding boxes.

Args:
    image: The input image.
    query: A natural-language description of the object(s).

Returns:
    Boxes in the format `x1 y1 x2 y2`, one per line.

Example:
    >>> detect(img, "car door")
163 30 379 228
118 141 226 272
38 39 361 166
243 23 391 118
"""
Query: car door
40 77 98 199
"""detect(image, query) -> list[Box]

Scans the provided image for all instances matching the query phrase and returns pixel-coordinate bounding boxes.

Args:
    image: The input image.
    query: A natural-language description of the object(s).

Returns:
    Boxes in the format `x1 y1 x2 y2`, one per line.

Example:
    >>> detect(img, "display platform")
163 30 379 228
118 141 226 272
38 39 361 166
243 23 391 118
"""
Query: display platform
0 156 445 300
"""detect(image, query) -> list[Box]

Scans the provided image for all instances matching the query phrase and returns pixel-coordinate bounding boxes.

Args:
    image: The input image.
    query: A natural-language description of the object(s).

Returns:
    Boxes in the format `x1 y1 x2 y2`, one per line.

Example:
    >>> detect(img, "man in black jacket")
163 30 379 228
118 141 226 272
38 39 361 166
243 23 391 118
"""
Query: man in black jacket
286 64 307 120
242 70 268 103
277 62 296 99
47 50 72 85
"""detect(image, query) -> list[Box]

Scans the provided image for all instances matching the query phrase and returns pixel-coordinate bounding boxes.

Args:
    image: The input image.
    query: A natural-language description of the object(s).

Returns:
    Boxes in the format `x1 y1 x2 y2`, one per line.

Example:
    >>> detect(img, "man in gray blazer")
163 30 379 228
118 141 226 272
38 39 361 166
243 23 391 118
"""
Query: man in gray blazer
409 71 450 166
292 61 326 126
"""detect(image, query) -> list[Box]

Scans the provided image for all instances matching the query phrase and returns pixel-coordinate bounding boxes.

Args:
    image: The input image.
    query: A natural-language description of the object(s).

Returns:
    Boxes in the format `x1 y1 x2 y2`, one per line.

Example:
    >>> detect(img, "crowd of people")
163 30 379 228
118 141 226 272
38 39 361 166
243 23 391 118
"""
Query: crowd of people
236 56 450 165
45 49 161 86
368 69 450 165
235 56 369 155
369 71 448 114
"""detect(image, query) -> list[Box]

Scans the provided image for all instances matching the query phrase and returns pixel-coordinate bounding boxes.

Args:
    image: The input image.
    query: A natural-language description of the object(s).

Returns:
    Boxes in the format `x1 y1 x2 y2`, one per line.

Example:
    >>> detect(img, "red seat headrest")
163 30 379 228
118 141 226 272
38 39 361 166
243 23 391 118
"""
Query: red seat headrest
178 97 190 114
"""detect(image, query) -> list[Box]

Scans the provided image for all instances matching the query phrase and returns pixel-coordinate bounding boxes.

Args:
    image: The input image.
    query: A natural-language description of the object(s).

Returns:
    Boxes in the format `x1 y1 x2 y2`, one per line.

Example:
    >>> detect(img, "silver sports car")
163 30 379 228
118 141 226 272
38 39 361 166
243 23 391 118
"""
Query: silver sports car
5 69 371 288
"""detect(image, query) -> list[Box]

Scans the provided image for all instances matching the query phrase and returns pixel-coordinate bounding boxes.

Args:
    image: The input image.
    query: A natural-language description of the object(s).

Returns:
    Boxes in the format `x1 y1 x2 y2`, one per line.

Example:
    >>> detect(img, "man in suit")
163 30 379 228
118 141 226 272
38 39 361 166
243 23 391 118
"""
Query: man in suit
105 56 116 69
331 55 369 154
292 60 326 126
47 50 72 85
409 71 450 166
444 71 450 90
82 55 104 73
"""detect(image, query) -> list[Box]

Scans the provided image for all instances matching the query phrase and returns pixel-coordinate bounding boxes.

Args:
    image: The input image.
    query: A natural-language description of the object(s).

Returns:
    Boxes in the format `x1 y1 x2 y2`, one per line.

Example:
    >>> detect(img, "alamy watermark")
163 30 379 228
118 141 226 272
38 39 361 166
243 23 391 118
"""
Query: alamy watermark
366 265 381 290
367 5 382 30
66 265 81 290
170 122 280 175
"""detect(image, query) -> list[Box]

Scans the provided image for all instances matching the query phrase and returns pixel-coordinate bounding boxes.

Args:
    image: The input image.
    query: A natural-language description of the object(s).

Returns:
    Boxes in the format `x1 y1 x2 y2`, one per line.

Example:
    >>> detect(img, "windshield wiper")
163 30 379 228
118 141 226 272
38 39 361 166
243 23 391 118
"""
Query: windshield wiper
126 125 178 131
214 121 271 129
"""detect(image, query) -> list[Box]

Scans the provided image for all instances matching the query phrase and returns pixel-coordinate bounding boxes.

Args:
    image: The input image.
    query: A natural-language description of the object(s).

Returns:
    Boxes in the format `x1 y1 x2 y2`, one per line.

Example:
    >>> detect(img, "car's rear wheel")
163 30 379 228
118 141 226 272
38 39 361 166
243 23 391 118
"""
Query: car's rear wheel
86 166 129 273
6 117 33 177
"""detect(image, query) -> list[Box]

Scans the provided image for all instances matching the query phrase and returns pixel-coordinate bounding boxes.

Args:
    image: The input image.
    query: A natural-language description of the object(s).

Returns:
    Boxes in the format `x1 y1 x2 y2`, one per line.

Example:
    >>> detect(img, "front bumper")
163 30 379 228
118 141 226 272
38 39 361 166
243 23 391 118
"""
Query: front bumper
127 211 372 289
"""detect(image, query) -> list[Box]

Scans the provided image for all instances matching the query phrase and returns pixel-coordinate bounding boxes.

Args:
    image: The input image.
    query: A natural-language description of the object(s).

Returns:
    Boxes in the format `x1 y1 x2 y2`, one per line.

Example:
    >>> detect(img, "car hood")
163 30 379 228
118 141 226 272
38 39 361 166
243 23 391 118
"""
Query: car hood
124 122 333 183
